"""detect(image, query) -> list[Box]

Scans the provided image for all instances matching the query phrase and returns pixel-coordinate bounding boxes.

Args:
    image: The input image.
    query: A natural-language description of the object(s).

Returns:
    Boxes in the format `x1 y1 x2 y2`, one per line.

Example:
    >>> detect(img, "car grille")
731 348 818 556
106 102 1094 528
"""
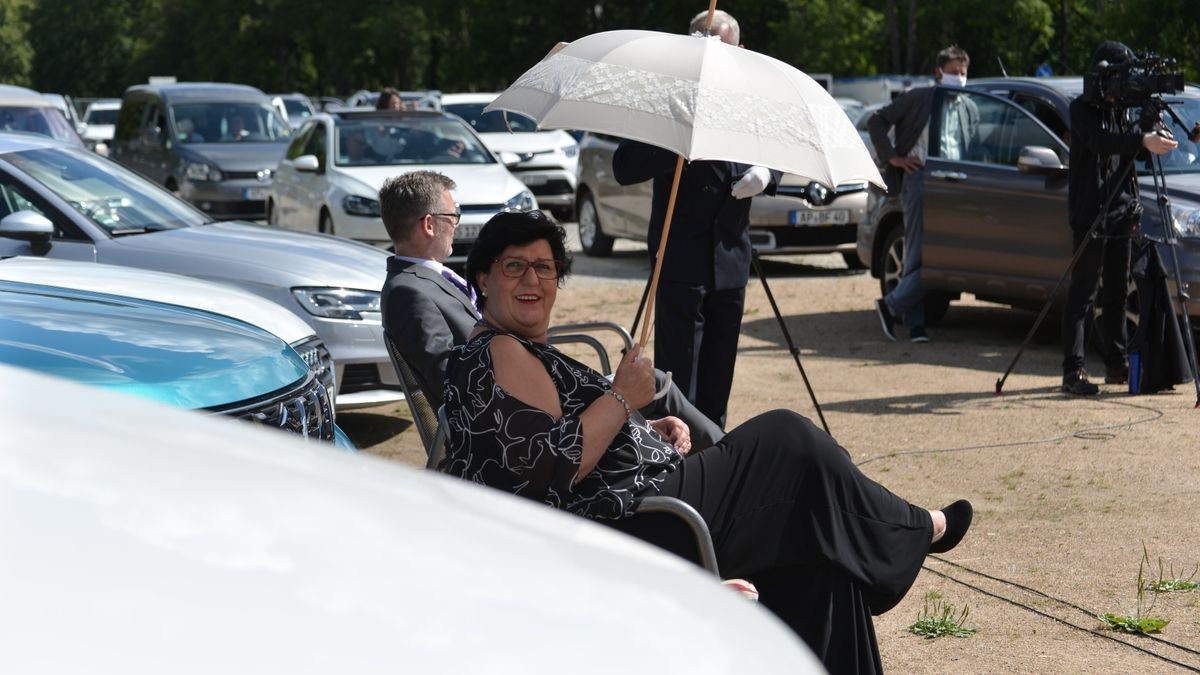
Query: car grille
751 224 857 249
339 362 395 393
224 170 264 180
204 200 266 217
210 373 336 442
290 336 336 399
523 178 573 196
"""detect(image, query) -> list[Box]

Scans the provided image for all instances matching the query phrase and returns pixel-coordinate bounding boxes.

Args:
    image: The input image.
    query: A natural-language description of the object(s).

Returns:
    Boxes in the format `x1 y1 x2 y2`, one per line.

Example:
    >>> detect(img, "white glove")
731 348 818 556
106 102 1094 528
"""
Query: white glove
730 165 771 199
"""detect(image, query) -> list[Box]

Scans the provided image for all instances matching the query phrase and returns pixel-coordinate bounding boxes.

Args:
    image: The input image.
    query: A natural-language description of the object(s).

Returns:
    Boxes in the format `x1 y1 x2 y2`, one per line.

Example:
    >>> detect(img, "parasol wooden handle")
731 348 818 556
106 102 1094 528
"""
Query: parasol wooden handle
705 0 717 31
638 155 686 348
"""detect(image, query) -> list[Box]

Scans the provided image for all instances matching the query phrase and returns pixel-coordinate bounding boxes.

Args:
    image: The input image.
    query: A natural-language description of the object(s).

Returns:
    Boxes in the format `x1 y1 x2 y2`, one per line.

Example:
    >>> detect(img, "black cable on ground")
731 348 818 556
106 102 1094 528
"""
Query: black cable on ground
857 394 1197 670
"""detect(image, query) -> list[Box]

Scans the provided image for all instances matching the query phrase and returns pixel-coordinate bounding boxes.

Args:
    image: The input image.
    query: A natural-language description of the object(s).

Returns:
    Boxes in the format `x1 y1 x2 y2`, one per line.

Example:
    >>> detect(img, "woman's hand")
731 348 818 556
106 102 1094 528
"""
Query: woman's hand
648 416 692 455
610 344 656 411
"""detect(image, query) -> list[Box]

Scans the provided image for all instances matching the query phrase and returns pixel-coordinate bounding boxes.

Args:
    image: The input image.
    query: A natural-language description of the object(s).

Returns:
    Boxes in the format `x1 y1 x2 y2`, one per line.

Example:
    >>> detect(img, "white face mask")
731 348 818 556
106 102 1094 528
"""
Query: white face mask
942 73 967 88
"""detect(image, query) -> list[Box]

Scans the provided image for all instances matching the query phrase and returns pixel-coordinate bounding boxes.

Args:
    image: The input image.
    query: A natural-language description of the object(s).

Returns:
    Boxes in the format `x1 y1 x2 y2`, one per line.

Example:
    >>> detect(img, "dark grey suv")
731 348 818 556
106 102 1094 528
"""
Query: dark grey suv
856 78 1200 332
110 83 291 220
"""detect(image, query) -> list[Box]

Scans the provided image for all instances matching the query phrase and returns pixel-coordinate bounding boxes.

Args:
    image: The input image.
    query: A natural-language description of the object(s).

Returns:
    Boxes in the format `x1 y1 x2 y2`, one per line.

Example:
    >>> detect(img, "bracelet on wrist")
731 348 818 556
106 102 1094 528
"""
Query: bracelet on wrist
605 388 633 419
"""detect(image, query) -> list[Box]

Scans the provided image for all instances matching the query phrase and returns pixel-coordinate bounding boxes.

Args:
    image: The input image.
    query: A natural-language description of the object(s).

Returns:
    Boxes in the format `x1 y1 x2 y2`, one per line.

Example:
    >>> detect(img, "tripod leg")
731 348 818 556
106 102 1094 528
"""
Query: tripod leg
1162 241 1200 406
750 251 831 436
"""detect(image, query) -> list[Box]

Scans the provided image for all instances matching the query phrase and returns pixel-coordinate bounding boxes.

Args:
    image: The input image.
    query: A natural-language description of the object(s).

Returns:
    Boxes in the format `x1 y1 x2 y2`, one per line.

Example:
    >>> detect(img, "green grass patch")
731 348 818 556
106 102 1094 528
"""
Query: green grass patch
909 594 978 639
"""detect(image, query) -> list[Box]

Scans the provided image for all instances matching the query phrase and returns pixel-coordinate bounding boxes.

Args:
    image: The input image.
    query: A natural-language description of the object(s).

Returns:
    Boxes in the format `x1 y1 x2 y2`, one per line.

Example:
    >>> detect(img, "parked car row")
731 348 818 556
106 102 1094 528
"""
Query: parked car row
855 77 1200 337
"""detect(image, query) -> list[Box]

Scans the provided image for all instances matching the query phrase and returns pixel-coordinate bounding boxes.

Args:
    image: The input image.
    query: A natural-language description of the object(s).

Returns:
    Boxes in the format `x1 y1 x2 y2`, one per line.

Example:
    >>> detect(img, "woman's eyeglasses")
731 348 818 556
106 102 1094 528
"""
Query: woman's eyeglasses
494 257 563 280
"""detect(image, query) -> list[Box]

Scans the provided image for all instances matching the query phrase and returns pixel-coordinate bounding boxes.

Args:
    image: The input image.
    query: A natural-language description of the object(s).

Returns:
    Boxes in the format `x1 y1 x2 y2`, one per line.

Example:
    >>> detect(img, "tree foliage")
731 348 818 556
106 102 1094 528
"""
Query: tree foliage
5 0 1197 97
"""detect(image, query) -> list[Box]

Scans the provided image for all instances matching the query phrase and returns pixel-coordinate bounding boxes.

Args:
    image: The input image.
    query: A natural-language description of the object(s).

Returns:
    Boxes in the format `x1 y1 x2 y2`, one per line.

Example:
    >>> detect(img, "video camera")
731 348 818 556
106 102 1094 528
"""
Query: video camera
1082 50 1184 107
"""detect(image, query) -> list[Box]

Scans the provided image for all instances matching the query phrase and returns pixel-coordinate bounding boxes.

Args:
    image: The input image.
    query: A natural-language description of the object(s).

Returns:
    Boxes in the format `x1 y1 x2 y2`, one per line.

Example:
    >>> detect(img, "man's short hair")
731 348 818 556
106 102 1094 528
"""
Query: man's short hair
379 171 457 243
688 9 739 45
937 45 970 70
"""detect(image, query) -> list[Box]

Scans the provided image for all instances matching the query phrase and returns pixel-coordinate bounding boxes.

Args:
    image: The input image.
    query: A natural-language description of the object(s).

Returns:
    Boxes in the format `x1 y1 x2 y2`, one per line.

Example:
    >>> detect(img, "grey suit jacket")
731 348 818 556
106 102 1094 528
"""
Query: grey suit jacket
382 257 479 408
868 86 935 194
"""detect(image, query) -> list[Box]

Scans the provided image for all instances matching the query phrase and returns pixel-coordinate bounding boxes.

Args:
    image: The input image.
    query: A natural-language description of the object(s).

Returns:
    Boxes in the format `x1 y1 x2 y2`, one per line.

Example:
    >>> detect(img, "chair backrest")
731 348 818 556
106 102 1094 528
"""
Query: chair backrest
383 331 441 459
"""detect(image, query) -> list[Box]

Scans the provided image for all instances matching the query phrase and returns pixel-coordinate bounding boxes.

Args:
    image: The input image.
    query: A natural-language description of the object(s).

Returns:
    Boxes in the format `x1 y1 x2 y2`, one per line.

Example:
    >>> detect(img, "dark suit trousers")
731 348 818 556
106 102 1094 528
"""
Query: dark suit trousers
1061 229 1131 374
654 281 745 429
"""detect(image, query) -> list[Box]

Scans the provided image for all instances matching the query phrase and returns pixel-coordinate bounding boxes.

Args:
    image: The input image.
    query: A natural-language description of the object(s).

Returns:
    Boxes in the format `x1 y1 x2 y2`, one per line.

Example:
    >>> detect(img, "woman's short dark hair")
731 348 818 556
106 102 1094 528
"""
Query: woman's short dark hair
465 210 572 307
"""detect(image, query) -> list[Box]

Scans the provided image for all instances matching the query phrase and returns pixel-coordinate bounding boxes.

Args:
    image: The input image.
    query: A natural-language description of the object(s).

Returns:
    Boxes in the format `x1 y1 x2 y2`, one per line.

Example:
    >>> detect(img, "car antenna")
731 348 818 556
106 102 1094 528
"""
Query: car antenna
996 56 1009 78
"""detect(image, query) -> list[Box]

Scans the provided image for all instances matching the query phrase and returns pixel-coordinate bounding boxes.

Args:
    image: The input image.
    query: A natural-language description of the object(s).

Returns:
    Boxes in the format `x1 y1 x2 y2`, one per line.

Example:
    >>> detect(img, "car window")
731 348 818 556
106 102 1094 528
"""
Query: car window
333 116 492 167
445 103 539 133
4 147 210 234
933 91 1061 167
84 107 119 126
0 169 89 240
1140 98 1200 174
168 102 291 144
286 123 315 160
1013 95 1068 143
304 124 327 170
0 106 81 146
282 98 313 120
142 104 167 144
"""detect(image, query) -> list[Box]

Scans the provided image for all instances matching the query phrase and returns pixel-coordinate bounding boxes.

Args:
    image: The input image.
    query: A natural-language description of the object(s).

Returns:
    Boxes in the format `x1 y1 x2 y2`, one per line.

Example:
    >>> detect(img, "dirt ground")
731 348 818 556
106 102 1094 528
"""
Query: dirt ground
339 227 1200 673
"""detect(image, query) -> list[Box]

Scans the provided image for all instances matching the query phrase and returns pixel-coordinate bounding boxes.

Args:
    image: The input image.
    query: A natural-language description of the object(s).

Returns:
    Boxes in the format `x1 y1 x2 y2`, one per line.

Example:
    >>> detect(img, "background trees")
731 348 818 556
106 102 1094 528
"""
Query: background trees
5 0 1193 98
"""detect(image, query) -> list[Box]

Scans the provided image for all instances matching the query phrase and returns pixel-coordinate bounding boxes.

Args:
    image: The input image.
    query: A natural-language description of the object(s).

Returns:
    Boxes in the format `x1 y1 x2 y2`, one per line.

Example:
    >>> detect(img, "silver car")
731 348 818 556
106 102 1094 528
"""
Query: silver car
0 133 402 410
575 132 869 268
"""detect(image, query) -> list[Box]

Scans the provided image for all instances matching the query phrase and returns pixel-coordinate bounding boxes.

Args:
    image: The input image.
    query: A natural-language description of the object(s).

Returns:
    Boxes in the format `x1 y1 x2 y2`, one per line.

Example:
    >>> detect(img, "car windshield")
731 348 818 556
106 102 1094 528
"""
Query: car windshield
1138 98 1200 175
84 108 119 125
169 102 291 144
334 116 493 166
445 103 539 133
283 99 312 119
5 147 210 233
0 106 82 147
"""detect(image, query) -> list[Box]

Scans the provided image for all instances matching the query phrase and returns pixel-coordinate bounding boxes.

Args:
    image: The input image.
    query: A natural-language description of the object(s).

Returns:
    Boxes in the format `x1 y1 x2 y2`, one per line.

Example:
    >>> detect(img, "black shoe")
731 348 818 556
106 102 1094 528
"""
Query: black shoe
1105 363 1129 385
930 500 973 554
874 298 897 342
1062 368 1100 395
910 327 930 343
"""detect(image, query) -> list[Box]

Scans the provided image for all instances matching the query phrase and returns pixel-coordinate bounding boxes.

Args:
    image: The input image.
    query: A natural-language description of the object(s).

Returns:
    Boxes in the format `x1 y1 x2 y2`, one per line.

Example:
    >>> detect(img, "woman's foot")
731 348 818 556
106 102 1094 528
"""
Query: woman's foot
929 500 973 554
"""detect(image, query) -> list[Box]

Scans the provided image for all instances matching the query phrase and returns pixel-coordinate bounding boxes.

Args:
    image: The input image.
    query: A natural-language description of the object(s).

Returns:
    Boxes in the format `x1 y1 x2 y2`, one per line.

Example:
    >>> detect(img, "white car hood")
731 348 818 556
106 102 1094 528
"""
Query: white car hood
0 256 315 344
101 222 390 291
476 130 575 155
338 163 527 206
0 366 821 674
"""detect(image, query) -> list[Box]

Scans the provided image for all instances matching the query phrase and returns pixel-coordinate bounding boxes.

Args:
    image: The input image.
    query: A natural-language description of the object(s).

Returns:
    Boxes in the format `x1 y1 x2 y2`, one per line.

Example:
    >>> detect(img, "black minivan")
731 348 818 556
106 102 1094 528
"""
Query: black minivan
110 82 291 220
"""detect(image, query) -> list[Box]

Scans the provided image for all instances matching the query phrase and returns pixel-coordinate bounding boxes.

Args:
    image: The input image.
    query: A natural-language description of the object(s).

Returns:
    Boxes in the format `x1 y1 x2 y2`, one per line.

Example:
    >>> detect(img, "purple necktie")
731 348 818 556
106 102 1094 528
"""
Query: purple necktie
441 267 477 306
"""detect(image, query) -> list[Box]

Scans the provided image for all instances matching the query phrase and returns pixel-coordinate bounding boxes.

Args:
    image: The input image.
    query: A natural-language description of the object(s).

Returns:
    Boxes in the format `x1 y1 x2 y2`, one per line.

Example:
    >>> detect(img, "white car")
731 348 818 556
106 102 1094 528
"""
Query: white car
0 256 336 403
79 98 121 155
443 92 579 221
268 109 536 261
0 84 84 148
1 365 822 674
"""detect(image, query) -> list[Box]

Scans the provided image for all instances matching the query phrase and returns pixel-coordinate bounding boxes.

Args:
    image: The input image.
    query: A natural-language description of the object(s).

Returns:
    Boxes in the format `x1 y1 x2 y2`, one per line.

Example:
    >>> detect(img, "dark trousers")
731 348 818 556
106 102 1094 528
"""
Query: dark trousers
653 282 746 429
1061 228 1131 375
642 369 725 449
631 410 932 674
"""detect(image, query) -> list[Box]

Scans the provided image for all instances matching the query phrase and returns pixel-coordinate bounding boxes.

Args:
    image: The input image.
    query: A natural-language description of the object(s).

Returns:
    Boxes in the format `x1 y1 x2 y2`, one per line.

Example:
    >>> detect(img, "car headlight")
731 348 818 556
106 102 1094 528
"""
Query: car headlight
184 161 222 182
504 190 537 212
292 288 381 320
1172 205 1200 238
343 194 381 217
560 144 578 159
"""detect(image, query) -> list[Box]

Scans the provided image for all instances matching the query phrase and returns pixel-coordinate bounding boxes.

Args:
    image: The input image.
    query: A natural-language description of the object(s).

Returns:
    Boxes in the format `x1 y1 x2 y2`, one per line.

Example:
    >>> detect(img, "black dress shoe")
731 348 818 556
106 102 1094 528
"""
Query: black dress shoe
1105 363 1129 385
1062 368 1099 395
930 500 973 554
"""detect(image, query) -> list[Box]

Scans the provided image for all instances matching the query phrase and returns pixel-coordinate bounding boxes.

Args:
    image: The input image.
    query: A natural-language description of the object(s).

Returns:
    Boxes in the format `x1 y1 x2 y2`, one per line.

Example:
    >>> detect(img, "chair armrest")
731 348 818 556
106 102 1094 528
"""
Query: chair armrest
546 321 635 375
635 496 720 576
428 405 448 471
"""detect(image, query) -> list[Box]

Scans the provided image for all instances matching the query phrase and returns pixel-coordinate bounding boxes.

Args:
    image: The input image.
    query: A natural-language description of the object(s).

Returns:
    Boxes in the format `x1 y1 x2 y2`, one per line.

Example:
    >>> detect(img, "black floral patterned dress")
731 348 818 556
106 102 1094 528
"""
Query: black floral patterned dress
443 329 680 519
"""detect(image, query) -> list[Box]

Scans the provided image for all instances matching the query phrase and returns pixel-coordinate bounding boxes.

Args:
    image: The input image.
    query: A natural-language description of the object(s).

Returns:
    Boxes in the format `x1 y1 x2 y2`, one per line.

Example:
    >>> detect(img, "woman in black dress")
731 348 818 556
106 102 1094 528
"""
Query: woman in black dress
443 210 972 673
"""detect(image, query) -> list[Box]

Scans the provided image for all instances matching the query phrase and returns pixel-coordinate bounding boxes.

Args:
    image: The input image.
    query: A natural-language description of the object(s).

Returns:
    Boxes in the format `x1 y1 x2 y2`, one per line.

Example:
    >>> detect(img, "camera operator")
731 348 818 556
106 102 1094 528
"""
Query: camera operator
1061 41 1178 396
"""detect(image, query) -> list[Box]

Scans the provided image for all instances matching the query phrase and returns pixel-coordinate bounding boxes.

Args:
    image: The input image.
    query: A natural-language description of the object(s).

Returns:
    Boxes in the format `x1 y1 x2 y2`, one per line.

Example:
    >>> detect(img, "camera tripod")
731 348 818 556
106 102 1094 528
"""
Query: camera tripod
631 249 831 435
995 98 1200 407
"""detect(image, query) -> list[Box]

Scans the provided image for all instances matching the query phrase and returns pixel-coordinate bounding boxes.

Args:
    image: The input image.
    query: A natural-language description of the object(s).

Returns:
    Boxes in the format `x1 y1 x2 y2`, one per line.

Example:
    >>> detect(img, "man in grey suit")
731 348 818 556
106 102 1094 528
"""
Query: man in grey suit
869 45 971 344
380 171 724 448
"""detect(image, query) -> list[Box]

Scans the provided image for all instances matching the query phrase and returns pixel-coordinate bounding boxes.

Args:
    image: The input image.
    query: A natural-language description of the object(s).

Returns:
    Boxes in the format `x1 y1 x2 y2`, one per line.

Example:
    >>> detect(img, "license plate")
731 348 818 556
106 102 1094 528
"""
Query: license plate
243 188 268 200
455 222 482 241
521 175 548 186
789 209 849 226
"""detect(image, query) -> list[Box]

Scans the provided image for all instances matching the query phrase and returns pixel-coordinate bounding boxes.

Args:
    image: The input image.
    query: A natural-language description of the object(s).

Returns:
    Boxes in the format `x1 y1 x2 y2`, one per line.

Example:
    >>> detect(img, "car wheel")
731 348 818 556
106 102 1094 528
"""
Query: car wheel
1089 274 1141 361
319 210 334 235
266 199 279 226
842 251 867 271
577 191 614 257
878 225 950 326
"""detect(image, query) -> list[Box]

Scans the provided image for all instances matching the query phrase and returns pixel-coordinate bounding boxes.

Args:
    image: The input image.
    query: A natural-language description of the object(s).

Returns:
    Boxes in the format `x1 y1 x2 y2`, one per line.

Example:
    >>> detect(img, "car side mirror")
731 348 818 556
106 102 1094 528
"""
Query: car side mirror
293 154 320 172
0 210 54 245
1017 145 1067 175
498 151 522 168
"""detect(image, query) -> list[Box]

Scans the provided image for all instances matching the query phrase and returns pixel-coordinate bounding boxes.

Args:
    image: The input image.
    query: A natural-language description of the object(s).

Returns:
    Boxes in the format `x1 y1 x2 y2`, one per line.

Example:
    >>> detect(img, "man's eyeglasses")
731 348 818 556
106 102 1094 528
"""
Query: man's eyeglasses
494 257 563 280
430 211 462 225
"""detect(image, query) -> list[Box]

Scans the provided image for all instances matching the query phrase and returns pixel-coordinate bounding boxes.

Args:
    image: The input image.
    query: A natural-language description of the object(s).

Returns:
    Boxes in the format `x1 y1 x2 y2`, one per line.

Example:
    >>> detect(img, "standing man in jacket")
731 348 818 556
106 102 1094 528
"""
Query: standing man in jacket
869 45 971 343
612 10 780 430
